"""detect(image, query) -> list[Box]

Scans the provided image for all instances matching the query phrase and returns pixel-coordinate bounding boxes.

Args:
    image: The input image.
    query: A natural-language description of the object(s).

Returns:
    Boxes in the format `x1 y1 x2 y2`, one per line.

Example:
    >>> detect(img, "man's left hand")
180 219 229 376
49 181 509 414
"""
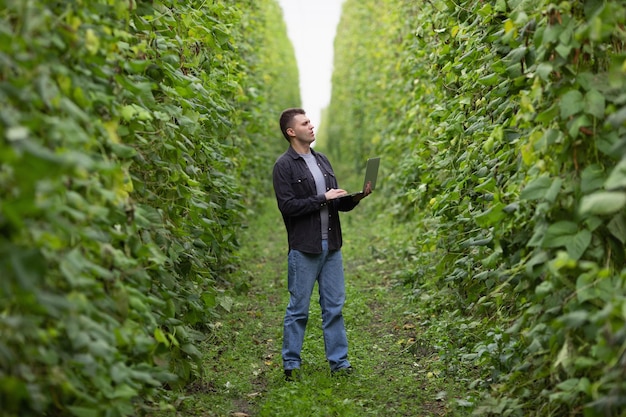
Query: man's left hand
353 181 372 202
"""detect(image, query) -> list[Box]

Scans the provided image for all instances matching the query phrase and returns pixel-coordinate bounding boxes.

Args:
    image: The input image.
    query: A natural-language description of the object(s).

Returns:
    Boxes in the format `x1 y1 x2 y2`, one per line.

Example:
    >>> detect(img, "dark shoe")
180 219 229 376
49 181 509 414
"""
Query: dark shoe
331 366 354 377
284 368 299 381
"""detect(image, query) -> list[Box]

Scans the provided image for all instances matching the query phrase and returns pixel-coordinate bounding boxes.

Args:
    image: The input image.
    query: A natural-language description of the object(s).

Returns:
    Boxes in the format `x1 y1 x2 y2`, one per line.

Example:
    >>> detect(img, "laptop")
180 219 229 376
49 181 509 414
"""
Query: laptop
338 157 380 200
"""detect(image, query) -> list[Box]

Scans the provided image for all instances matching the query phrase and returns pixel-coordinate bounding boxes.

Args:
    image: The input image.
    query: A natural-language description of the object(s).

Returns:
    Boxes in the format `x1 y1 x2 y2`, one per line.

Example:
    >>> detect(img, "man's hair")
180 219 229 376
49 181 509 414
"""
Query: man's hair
279 108 306 142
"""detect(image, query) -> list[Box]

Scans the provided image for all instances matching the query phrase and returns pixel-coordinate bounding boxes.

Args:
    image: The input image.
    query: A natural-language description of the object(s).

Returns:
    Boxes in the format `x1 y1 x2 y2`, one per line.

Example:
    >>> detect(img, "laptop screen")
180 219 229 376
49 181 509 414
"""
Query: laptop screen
362 157 380 191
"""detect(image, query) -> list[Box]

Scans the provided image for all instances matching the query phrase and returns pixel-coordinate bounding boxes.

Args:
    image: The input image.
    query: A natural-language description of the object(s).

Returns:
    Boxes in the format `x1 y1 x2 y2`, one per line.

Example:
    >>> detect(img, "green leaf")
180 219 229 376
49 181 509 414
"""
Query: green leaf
526 251 549 275
477 3 493 17
154 328 170 346
110 143 137 158
558 311 589 328
201 291 217 308
576 275 594 303
560 90 584 119
129 369 161 386
535 105 559 124
555 43 572 59
605 158 626 190
534 128 561 149
542 221 578 248
536 62 553 81
575 271 612 304
542 24 561 44
574 356 598 370
218 295 233 312
565 229 591 260
544 177 562 203
504 46 527 65
580 191 626 216
474 203 505 227
181 343 202 359
528 224 547 247
580 164 605 194
520 176 552 200
478 73 499 86
608 213 626 243
554 338 573 371
568 114 591 138
120 105 136 121
556 378 579 392
607 106 626 127
9 248 47 289
536 280 554 295
110 362 130 384
111 384 138 400
584 89 605 118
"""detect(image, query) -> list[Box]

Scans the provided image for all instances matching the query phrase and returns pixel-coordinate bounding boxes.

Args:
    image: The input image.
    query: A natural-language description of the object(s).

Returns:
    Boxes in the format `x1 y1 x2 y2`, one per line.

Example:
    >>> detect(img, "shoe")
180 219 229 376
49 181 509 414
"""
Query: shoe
284 368 299 381
331 366 354 377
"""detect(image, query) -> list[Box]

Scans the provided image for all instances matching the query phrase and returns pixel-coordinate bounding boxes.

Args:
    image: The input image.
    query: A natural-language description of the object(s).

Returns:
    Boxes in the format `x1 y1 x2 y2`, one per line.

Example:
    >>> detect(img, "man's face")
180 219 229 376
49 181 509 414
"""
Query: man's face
288 114 315 144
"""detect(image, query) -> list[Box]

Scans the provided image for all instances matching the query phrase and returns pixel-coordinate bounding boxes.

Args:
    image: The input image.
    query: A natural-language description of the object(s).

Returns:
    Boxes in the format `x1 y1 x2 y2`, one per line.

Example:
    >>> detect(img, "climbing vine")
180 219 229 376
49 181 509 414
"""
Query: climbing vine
326 0 626 415
0 0 298 415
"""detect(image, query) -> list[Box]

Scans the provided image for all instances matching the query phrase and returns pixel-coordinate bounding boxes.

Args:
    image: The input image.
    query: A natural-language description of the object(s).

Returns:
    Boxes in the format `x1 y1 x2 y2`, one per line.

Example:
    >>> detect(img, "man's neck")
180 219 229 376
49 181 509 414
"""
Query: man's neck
290 141 311 155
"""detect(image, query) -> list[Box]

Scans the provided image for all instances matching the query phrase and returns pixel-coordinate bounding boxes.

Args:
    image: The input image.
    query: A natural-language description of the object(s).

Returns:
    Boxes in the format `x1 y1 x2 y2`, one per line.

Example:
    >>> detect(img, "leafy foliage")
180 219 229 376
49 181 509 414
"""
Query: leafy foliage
322 0 408 170
0 0 298 415
327 0 626 415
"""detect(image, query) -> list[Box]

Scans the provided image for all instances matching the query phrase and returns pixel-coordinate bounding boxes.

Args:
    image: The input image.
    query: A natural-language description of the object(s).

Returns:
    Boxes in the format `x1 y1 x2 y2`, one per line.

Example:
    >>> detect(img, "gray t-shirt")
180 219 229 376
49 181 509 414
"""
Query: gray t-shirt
301 152 329 240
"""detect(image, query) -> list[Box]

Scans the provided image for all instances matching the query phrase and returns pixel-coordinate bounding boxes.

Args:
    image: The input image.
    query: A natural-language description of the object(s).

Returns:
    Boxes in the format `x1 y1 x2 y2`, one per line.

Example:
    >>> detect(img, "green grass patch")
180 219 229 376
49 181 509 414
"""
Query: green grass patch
164 198 479 416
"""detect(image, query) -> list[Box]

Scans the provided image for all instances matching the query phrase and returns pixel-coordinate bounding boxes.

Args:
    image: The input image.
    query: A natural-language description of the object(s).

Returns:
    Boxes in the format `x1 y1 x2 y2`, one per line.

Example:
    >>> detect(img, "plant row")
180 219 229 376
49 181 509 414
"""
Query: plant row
0 0 298 415
325 0 626 415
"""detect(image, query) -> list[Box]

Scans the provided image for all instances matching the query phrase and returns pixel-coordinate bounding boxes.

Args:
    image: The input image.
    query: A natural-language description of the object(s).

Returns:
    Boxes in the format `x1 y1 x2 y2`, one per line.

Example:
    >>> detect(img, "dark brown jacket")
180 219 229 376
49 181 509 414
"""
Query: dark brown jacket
273 147 358 253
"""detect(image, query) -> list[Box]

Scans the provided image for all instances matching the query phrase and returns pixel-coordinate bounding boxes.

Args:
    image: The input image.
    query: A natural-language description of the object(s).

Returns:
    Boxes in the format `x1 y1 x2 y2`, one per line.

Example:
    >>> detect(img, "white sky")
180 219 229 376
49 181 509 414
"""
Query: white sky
277 0 346 129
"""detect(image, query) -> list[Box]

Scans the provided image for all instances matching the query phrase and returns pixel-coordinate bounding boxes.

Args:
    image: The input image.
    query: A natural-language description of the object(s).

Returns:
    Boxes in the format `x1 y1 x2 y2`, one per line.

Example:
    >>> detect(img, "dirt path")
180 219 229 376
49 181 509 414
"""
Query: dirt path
175 198 469 416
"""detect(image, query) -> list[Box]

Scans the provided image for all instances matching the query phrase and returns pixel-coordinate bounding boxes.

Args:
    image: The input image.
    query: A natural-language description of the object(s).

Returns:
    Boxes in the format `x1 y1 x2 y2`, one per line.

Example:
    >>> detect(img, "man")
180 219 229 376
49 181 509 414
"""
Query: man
272 108 371 381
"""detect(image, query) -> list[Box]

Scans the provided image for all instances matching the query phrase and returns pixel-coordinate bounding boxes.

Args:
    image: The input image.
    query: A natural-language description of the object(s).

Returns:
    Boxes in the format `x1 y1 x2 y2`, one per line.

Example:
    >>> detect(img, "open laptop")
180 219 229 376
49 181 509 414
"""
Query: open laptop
338 157 380 200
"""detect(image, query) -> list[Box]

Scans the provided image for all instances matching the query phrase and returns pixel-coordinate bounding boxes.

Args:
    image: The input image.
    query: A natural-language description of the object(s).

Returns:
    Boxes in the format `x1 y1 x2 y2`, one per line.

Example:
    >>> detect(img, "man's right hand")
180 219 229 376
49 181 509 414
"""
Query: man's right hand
325 188 348 200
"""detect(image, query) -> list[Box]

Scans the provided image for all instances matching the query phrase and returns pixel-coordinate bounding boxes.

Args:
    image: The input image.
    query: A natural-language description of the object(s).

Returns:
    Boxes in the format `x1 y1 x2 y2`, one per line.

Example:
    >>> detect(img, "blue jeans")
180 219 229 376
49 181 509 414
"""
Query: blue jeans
283 240 350 371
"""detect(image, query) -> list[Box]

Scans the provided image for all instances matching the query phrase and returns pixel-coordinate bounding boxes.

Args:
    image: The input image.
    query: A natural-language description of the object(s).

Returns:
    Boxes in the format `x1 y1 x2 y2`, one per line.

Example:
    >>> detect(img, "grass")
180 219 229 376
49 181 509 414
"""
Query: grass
168 197 478 416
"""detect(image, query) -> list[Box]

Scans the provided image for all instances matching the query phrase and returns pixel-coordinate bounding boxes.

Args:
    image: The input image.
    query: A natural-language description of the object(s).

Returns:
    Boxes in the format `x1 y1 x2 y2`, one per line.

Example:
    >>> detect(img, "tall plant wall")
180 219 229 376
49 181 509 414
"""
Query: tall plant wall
235 0 301 200
328 0 626 415
323 0 407 170
0 0 298 416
